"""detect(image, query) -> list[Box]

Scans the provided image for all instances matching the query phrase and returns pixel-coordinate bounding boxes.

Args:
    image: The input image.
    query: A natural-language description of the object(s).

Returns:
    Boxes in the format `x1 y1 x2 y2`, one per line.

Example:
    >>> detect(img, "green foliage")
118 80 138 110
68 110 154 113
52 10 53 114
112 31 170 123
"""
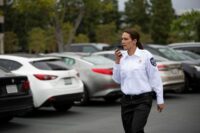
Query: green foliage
150 0 175 44
4 0 56 51
5 0 188 53
28 28 46 53
125 0 150 33
4 32 19 53
95 22 118 44
195 15 200 41
123 25 152 44
45 27 57 53
62 22 73 44
74 34 89 43
100 0 119 25
78 0 119 41
170 11 200 42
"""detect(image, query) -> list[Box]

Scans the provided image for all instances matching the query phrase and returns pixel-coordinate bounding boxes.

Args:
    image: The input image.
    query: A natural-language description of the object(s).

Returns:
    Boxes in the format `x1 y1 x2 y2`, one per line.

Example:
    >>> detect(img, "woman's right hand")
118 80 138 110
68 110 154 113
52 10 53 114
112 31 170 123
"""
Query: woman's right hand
114 49 122 64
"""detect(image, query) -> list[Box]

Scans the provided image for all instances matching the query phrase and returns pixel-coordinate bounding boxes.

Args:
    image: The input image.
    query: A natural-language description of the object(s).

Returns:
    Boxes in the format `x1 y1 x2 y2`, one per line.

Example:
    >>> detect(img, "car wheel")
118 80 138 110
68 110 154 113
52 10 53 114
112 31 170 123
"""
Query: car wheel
184 74 192 92
104 97 119 103
53 103 73 112
0 116 13 123
78 87 90 105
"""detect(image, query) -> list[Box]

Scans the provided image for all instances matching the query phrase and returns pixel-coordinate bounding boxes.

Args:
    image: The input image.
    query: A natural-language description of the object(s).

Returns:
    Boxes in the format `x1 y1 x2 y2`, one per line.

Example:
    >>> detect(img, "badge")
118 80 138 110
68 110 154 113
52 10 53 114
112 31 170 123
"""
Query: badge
150 57 157 66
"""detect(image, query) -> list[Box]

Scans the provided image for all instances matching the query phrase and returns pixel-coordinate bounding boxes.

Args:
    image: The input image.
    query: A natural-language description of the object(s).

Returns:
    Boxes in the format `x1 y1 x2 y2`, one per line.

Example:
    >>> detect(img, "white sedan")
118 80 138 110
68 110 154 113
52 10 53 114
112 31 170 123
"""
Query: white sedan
0 55 84 111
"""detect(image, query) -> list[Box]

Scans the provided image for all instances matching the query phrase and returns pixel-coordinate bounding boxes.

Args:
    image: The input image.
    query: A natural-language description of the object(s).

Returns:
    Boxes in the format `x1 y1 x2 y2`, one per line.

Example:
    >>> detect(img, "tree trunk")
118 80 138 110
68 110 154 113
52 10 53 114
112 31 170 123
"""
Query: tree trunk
65 7 85 51
55 18 64 52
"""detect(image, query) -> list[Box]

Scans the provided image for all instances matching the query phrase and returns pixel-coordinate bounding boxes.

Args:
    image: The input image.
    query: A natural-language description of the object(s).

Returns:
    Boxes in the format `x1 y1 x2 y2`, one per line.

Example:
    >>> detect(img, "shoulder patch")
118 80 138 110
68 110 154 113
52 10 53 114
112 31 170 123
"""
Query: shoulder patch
150 57 157 66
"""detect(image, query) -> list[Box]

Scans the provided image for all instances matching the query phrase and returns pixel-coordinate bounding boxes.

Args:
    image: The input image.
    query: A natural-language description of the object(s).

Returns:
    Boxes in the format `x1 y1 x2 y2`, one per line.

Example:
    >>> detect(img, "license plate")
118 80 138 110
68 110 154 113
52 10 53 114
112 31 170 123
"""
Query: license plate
64 78 72 85
171 69 178 74
6 85 18 93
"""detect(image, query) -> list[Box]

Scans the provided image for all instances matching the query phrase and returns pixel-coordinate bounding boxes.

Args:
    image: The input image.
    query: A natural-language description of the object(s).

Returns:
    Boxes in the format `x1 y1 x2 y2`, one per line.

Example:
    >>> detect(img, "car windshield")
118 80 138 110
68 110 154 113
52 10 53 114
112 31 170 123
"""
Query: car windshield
31 59 69 70
176 50 200 60
157 47 194 61
82 55 114 65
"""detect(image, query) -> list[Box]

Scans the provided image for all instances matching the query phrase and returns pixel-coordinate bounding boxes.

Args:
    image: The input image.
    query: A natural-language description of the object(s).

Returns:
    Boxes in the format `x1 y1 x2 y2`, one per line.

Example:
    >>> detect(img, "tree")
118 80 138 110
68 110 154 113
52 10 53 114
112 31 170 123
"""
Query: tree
28 28 46 54
4 32 19 53
4 0 54 51
5 0 121 52
74 33 89 43
195 15 200 41
95 22 118 44
45 26 57 53
125 0 150 33
150 0 174 44
170 11 200 42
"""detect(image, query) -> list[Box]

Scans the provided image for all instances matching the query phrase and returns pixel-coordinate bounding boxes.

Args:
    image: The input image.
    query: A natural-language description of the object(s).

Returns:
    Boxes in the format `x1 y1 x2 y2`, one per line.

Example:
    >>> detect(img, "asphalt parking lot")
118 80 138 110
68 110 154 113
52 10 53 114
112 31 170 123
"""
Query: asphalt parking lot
1 92 200 133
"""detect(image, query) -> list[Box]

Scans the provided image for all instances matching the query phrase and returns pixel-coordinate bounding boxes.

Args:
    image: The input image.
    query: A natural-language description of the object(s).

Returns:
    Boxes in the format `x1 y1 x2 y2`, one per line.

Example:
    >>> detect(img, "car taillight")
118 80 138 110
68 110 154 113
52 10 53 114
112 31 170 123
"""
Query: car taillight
22 80 30 91
34 74 58 80
92 68 113 75
157 64 168 71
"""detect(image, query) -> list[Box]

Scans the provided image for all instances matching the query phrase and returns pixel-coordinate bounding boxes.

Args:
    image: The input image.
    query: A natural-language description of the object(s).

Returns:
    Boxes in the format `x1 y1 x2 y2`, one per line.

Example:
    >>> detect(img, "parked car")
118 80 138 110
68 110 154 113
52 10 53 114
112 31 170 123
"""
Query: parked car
47 53 121 104
0 67 33 123
169 42 200 55
0 55 84 112
143 44 200 91
92 50 185 92
64 43 110 53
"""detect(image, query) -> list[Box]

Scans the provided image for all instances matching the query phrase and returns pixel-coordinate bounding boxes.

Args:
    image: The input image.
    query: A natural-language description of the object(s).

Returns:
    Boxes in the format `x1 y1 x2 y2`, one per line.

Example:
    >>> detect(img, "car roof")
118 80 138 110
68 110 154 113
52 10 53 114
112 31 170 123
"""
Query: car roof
93 50 115 54
145 44 169 48
70 43 109 46
169 42 200 47
0 55 60 62
46 52 91 60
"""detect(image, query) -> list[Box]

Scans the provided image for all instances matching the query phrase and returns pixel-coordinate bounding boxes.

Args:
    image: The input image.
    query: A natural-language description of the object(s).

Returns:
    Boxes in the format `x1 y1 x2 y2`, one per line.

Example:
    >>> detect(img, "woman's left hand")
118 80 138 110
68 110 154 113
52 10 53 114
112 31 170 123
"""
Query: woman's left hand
157 104 165 112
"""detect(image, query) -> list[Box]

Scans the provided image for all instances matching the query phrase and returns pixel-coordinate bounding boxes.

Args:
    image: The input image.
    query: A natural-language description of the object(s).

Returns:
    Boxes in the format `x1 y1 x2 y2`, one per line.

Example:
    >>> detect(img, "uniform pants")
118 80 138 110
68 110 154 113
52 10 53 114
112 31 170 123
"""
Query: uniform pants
121 92 153 133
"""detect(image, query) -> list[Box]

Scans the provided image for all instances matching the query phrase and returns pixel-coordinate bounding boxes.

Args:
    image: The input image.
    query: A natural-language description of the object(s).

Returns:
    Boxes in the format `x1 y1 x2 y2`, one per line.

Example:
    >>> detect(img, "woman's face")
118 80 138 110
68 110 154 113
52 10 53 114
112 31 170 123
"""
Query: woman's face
121 32 136 50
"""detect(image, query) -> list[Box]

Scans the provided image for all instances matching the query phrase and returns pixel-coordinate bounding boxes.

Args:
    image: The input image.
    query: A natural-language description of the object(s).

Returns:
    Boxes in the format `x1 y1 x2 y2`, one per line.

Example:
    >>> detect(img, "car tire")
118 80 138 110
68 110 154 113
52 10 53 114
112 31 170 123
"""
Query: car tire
78 87 90 105
184 74 192 92
53 103 73 112
104 97 119 103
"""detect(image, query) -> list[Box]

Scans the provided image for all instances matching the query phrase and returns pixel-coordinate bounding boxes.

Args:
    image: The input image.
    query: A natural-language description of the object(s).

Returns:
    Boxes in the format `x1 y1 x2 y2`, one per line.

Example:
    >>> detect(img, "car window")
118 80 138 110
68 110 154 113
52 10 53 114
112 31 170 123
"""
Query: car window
157 48 193 61
62 57 76 67
100 54 115 61
82 46 98 53
0 59 22 71
31 59 69 70
82 55 114 65
0 67 8 76
70 45 99 53
176 50 200 60
144 47 161 55
70 46 82 52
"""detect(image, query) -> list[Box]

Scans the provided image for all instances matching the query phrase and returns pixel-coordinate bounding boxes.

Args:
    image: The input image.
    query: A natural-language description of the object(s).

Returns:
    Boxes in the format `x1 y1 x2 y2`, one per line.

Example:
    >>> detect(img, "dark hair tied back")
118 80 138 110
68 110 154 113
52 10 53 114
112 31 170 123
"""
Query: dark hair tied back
124 29 144 50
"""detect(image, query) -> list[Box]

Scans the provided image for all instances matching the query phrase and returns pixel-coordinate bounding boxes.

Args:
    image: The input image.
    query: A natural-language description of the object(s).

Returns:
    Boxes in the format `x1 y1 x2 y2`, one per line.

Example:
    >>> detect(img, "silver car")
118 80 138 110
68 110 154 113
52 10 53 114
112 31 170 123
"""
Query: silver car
47 53 121 104
93 50 185 92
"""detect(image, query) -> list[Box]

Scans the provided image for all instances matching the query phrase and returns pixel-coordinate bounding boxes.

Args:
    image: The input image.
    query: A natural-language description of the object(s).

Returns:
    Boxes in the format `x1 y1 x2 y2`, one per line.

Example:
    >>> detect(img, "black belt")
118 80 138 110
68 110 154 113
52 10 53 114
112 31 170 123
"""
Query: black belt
123 92 153 99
